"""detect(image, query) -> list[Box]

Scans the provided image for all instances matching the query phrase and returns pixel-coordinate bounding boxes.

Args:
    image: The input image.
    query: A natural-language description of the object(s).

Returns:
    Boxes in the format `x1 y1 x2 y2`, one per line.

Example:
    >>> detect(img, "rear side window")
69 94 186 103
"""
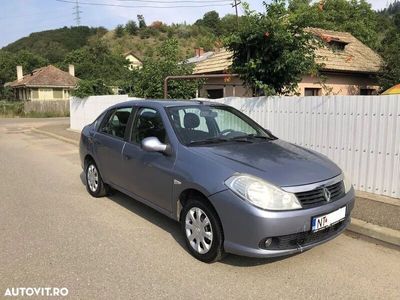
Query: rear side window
99 107 133 139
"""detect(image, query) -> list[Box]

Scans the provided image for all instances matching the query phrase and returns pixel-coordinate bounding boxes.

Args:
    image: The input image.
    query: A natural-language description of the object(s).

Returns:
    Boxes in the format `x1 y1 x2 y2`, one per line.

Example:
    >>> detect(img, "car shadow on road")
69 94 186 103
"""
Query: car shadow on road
80 171 301 267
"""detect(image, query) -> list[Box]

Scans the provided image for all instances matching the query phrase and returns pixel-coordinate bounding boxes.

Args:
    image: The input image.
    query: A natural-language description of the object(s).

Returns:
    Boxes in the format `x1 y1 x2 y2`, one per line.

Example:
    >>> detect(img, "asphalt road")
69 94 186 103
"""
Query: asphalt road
1 118 399 299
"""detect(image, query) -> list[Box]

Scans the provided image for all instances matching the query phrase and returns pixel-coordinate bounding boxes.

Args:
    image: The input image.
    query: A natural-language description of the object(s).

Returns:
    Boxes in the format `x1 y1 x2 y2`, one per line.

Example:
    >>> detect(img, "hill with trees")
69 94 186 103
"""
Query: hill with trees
3 26 107 64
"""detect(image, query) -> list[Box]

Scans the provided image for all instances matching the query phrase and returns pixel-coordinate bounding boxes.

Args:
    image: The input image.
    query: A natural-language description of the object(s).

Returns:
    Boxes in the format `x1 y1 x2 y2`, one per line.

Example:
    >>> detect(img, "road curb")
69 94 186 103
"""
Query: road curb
347 218 400 247
31 128 79 146
355 191 400 207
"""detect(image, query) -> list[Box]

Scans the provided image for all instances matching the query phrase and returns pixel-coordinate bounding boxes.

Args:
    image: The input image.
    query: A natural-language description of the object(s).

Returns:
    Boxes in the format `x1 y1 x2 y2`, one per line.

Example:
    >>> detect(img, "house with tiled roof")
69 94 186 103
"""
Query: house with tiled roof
190 28 383 98
6 65 78 101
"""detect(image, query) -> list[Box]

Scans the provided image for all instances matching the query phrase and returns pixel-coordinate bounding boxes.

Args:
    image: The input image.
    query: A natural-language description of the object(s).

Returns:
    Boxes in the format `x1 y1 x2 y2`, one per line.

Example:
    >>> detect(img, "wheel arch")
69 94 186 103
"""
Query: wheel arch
84 154 96 169
177 188 219 222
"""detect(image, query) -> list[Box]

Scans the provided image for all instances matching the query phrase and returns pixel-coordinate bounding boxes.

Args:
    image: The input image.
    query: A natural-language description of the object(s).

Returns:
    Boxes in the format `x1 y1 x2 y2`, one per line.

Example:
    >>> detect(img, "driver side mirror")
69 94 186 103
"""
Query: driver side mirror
141 137 170 154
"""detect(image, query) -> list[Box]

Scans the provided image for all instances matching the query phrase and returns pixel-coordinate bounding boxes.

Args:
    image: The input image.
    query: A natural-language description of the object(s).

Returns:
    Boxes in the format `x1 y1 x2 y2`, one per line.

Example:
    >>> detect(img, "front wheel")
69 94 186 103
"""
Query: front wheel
181 199 225 263
85 161 108 197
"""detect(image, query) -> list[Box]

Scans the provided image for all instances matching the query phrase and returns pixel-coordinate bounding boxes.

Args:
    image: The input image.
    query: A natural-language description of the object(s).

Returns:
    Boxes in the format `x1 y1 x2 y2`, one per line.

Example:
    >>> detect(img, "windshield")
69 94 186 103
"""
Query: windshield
166 105 274 145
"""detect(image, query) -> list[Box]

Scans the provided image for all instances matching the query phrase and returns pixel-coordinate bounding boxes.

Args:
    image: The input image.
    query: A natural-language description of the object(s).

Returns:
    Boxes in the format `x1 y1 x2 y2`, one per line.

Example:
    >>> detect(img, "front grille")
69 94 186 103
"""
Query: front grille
260 217 349 250
295 180 345 208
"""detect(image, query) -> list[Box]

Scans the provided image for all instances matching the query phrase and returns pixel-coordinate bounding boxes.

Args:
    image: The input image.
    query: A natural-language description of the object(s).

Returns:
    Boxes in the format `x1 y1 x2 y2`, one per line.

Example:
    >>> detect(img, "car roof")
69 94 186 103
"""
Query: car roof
110 99 226 110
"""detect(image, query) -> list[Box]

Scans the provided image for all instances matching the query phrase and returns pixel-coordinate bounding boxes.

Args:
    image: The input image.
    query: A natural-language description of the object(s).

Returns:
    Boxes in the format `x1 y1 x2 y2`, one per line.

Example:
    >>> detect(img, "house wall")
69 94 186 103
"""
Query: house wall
199 72 379 98
298 73 379 96
28 88 72 101
210 95 400 199
125 55 142 70
198 77 252 98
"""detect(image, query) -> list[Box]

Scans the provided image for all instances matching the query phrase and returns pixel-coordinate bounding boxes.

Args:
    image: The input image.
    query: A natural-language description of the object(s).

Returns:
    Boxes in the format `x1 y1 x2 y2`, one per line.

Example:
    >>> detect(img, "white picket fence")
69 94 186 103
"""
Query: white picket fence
212 96 400 199
69 94 400 199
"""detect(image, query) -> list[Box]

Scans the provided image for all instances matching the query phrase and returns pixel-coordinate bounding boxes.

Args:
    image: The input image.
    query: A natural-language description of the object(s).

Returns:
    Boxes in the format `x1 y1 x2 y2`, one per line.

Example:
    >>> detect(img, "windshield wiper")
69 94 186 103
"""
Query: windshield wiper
187 137 230 146
230 134 271 141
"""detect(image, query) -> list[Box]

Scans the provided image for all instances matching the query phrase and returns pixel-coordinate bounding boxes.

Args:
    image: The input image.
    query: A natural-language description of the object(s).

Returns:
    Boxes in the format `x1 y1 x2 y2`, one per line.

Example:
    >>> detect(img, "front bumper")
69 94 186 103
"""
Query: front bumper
209 187 355 258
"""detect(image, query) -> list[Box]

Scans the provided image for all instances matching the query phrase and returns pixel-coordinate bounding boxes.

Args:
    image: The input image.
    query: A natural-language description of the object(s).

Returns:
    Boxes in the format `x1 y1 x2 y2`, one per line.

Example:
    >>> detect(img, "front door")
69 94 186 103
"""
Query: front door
121 107 175 213
94 107 133 186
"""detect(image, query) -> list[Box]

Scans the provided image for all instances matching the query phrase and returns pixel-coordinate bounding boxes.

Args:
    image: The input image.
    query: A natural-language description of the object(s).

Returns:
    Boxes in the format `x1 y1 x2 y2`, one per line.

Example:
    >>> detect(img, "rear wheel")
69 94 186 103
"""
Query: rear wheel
181 198 225 263
85 161 108 197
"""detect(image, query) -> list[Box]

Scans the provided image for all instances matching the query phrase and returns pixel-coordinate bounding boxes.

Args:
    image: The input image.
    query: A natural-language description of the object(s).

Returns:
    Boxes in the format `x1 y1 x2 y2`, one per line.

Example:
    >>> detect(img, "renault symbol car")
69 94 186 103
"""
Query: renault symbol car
80 100 354 262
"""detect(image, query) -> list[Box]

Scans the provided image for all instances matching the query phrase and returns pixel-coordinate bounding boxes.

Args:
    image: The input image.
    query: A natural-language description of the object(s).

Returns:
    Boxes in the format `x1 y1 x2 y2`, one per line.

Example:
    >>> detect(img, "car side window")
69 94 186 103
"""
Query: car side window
131 108 167 144
99 107 133 139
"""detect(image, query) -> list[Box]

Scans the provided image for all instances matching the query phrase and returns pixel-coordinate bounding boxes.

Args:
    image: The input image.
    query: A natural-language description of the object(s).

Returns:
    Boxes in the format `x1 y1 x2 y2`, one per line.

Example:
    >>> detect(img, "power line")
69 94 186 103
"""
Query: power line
117 0 231 2
72 0 82 25
56 0 231 8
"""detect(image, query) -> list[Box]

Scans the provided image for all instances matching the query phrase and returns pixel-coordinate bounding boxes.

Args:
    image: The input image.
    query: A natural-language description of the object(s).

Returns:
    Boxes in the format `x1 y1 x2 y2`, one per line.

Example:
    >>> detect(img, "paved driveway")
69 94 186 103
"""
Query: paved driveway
0 118 399 299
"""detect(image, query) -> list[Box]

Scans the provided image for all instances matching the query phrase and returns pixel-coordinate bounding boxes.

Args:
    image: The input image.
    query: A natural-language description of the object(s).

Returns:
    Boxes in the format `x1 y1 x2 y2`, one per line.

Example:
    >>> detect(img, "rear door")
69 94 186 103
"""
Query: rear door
120 107 175 213
93 106 134 186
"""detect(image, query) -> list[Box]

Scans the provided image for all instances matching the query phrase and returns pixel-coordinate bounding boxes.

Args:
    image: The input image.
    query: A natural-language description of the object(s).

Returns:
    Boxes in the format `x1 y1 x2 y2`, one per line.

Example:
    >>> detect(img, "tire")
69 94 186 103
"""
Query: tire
85 160 109 197
181 198 225 263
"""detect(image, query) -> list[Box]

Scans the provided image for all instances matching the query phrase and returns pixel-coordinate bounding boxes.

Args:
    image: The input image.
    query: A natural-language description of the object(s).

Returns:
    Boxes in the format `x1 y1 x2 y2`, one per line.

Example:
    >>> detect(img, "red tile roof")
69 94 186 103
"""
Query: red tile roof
9 65 78 88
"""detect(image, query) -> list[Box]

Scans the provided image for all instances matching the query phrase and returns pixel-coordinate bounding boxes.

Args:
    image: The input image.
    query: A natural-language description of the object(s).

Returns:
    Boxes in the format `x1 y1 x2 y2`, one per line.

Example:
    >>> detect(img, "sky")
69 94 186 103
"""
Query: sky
0 0 389 48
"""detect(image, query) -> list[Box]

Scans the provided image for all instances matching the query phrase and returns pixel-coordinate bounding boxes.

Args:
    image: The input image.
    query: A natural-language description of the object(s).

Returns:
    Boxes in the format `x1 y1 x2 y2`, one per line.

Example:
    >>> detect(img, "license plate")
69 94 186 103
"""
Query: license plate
312 207 346 232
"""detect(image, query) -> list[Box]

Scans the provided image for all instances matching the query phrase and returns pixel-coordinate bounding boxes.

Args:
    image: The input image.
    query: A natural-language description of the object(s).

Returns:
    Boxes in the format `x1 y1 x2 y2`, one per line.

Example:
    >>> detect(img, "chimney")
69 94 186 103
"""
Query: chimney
68 64 75 77
194 47 204 57
17 66 23 81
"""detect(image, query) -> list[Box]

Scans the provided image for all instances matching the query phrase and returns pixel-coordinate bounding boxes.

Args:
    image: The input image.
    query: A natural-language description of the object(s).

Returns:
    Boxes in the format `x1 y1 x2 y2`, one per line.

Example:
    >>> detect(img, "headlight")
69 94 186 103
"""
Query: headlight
225 174 301 210
343 174 352 194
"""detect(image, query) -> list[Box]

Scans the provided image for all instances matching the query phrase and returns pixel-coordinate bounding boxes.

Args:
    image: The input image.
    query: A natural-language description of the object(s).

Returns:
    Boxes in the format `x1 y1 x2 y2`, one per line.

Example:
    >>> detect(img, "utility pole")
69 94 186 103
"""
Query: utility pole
73 0 82 26
232 0 241 27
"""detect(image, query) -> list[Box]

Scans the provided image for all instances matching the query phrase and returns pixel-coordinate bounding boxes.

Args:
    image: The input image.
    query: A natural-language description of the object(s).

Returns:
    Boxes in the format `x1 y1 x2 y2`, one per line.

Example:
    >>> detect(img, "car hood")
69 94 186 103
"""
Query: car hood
189 139 342 187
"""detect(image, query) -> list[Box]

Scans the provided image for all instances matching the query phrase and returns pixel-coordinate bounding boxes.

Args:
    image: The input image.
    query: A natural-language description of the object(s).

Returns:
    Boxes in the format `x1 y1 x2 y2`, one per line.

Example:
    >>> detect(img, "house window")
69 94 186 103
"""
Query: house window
31 89 39 99
39 88 53 100
63 89 70 99
207 89 224 99
360 88 376 95
304 88 321 96
328 40 347 51
53 89 63 99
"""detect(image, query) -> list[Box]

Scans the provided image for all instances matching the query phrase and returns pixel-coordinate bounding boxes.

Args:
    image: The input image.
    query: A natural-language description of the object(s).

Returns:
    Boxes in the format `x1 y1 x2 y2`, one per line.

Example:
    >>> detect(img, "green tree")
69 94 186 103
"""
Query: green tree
225 0 319 95
130 39 199 99
220 14 239 36
195 11 221 36
72 79 113 98
287 0 379 49
115 24 125 38
137 15 147 28
125 20 138 35
62 40 130 86
0 50 48 86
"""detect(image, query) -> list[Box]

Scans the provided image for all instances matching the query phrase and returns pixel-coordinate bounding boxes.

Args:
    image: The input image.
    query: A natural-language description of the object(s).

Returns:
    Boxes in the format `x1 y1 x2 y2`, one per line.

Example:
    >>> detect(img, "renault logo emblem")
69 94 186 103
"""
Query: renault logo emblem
323 187 331 202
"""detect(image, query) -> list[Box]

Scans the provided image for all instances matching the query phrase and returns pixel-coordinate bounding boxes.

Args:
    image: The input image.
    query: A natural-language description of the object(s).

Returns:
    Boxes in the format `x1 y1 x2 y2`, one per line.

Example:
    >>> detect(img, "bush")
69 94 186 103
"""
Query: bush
0 100 24 117
72 79 113 98
0 87 15 100
125 20 138 35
